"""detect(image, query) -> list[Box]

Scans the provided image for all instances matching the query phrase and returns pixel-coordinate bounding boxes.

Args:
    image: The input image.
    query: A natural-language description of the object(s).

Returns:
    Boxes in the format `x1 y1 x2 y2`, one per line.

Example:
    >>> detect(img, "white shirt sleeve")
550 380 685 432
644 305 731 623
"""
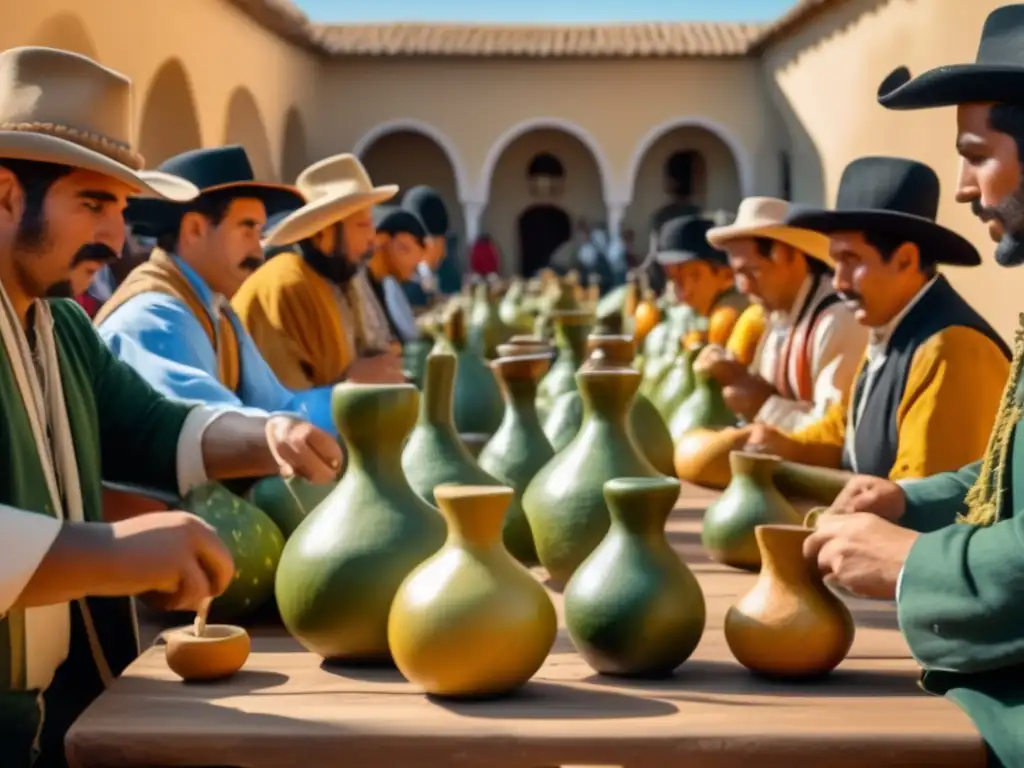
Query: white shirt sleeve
0 508 63 615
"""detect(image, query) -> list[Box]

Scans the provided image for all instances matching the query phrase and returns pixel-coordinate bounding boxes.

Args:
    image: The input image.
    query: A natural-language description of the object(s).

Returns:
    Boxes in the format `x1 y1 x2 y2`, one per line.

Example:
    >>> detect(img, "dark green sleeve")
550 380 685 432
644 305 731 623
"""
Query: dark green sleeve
53 300 193 491
898 511 1024 674
899 461 980 533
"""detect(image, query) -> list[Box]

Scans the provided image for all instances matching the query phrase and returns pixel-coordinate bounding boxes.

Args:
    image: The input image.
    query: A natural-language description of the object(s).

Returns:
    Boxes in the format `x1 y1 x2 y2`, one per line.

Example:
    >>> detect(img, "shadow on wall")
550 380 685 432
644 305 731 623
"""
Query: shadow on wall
30 12 98 59
137 59 203 167
759 0 895 206
280 107 309 183
225 87 276 181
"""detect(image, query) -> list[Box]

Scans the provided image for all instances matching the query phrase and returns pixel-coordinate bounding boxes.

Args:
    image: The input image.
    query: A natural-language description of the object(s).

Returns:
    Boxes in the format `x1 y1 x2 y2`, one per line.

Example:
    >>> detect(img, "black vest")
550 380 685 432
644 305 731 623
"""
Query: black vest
843 275 1011 478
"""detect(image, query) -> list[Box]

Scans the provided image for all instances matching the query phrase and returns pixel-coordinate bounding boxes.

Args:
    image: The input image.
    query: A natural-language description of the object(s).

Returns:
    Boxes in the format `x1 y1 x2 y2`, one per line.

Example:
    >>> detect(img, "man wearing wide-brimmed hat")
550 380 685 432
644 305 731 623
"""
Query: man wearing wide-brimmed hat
810 8 1024 764
748 155 1010 487
233 154 405 390
93 145 341 437
654 215 765 365
0 47 342 765
693 197 867 431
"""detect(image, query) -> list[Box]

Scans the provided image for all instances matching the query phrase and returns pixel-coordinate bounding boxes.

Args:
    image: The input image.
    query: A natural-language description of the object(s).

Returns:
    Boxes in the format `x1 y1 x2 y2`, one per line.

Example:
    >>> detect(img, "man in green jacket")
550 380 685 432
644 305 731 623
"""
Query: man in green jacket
804 6 1024 766
0 47 342 766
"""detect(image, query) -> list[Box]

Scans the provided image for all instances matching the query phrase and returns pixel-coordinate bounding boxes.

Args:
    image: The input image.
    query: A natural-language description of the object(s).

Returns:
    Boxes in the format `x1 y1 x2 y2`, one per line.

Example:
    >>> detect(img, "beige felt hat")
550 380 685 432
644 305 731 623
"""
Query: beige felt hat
705 196 833 267
262 153 399 247
0 47 198 202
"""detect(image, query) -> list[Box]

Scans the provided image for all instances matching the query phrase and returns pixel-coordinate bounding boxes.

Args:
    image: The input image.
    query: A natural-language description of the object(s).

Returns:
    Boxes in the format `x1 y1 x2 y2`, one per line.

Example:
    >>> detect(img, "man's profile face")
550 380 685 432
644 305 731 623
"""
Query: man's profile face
725 238 797 313
830 231 915 328
664 259 725 317
0 167 129 300
955 102 1024 266
388 232 426 282
341 208 375 265
182 197 266 299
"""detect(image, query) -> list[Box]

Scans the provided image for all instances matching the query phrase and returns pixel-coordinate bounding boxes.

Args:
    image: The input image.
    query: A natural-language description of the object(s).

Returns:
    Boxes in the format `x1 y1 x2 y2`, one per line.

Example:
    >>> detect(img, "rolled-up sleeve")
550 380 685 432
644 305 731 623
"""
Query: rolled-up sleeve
175 405 252 496
0 509 62 614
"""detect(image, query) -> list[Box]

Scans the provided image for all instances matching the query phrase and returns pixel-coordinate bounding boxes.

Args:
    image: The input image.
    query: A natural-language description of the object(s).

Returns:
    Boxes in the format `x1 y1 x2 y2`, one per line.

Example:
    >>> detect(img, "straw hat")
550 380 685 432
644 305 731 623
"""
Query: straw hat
705 197 833 267
262 154 399 247
0 47 197 201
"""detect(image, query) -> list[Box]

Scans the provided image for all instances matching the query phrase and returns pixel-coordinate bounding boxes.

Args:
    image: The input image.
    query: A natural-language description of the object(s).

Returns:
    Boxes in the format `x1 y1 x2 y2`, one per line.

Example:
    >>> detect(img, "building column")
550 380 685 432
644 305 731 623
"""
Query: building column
606 201 626 241
462 200 486 246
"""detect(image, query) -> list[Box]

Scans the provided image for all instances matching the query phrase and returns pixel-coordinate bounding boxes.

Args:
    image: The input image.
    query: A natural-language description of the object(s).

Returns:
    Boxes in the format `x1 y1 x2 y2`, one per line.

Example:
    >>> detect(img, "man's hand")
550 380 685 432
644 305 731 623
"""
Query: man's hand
693 345 748 386
345 353 405 384
803 512 919 600
745 423 799 460
723 374 776 421
21 512 235 612
116 513 236 612
829 475 906 523
266 416 344 484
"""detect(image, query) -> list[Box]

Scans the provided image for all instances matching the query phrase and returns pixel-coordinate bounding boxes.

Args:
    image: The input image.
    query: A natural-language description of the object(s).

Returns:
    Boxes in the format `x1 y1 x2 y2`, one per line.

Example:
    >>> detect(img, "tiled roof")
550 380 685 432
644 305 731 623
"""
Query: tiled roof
226 0 848 58
313 22 765 58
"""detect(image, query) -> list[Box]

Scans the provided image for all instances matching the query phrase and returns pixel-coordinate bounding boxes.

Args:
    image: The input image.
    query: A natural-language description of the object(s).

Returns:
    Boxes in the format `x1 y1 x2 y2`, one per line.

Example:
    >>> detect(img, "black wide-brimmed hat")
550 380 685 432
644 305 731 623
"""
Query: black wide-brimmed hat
878 5 1024 109
655 215 728 267
401 186 449 236
785 156 980 266
374 205 427 244
126 145 306 237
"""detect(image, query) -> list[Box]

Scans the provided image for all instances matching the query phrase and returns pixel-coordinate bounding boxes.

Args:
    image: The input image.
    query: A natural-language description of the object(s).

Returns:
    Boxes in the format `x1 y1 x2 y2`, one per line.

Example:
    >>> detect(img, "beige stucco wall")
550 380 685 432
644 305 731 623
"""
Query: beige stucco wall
764 0 1017 340
318 56 785 271
0 0 319 181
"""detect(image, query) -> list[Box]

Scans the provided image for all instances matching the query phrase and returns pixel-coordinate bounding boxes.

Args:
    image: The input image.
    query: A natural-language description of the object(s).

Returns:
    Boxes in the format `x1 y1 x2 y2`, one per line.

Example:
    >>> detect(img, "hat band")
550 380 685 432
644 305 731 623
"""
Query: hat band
0 120 144 171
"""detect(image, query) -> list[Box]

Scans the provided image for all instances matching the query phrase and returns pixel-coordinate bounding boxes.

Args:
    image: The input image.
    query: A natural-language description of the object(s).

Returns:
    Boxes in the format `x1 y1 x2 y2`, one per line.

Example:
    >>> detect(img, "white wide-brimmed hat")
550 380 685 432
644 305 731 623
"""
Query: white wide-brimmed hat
0 47 197 201
262 154 399 247
706 196 833 267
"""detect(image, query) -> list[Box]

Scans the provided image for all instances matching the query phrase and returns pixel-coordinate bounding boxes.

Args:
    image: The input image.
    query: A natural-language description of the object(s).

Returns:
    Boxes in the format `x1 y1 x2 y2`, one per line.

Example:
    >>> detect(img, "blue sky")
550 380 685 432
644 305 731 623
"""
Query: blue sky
294 0 798 24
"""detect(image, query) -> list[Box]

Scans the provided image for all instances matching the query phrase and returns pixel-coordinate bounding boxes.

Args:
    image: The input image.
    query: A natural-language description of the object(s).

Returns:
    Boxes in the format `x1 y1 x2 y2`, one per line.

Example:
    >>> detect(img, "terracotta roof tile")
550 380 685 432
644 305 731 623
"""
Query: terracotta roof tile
749 0 845 52
313 22 766 58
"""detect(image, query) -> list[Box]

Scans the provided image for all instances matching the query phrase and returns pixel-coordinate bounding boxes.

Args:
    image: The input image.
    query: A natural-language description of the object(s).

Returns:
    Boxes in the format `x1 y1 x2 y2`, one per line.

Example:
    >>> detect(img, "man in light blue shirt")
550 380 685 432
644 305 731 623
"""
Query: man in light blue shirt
93 145 336 435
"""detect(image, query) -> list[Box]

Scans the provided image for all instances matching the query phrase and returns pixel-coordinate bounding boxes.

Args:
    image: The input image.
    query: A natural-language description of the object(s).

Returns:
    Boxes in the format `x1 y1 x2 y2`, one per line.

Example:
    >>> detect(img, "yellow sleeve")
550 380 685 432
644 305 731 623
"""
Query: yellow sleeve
889 326 1010 481
784 398 848 467
707 304 740 347
725 303 767 367
232 255 325 390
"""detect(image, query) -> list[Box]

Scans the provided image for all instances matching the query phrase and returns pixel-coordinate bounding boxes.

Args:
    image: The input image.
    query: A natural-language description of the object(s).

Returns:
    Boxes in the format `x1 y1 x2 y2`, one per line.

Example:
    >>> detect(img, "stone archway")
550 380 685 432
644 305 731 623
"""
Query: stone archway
30 12 99 59
483 125 607 276
357 127 466 247
137 59 202 168
224 87 276 181
625 119 747 249
280 107 309 183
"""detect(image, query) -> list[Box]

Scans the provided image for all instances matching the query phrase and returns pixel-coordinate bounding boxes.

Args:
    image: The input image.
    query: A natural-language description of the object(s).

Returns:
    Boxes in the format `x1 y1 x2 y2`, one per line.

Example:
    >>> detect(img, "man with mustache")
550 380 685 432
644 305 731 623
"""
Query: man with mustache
747 156 1010 482
0 48 342 765
232 154 405 390
693 197 867 431
93 146 338 435
804 8 1024 765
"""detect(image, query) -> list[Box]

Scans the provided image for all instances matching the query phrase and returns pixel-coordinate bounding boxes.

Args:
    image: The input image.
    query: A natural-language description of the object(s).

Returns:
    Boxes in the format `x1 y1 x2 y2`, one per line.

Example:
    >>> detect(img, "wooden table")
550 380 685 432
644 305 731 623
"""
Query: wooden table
66 483 986 768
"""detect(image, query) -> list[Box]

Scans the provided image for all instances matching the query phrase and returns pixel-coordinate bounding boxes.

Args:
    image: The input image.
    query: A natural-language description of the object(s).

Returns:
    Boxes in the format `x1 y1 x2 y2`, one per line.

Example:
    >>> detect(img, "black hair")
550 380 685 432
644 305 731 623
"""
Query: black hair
155 188 238 253
989 103 1024 162
0 159 73 246
863 229 937 277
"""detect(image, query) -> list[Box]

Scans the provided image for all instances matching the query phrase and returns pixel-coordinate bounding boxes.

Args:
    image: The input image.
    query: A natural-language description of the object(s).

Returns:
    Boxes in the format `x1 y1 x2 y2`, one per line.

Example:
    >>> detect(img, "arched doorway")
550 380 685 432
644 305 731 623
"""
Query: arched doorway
30 13 98 59
224 87 276 181
358 128 465 247
626 122 744 250
137 59 203 167
483 125 607 276
280 107 308 183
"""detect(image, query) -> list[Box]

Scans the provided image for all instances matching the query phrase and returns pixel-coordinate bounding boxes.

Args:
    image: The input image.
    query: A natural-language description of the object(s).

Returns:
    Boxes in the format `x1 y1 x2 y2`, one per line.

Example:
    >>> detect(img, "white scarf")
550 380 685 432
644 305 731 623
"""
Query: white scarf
0 288 114 689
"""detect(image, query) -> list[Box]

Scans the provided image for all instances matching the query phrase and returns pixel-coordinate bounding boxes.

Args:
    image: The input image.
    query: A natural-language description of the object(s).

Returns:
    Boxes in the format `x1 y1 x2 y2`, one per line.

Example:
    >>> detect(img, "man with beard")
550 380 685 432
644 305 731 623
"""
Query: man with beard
806 7 1024 764
747 156 1010 481
0 48 342 765
694 197 867 431
92 146 337 435
232 154 404 390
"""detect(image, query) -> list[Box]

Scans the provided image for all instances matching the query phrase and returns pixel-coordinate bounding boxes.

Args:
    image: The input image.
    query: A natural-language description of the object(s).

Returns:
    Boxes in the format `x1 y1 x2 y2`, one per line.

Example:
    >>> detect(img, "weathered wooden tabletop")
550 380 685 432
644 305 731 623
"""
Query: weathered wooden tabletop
65 483 986 768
